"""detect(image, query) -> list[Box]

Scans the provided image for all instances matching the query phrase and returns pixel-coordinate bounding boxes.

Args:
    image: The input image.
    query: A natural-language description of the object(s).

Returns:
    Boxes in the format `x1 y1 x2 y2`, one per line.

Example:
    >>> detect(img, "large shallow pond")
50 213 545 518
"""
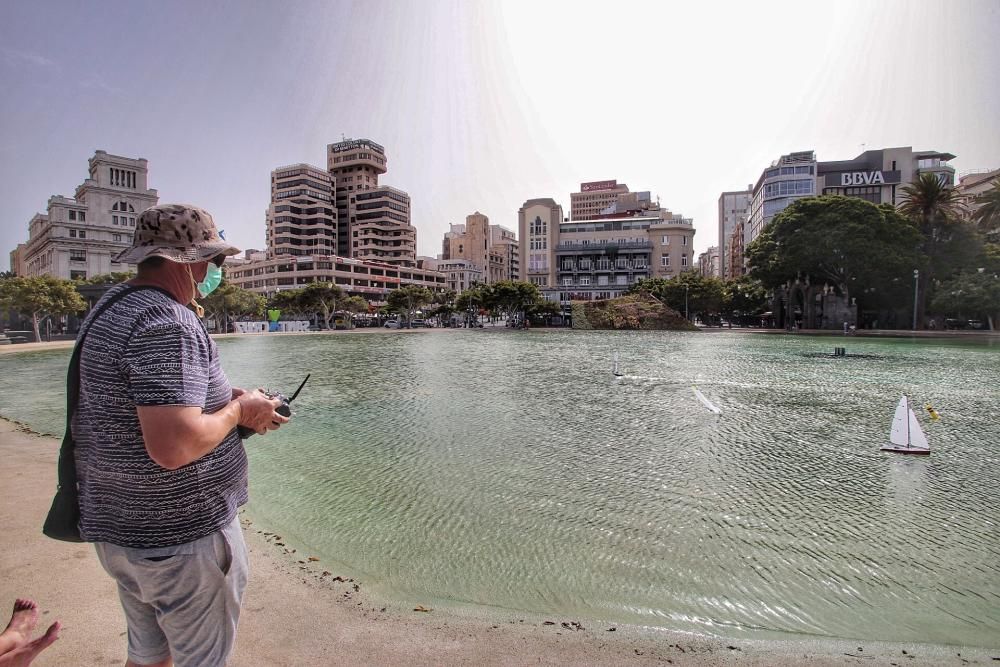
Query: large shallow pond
4 330 999 647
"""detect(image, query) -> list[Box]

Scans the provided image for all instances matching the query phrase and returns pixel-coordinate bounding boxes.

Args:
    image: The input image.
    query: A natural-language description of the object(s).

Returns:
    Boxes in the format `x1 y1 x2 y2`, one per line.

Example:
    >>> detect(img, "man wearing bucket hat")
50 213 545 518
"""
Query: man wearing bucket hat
71 204 288 667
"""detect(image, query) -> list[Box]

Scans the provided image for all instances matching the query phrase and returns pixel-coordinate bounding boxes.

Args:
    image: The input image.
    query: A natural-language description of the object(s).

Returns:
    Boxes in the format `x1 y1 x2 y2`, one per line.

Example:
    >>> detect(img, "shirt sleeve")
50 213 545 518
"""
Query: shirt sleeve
123 318 212 407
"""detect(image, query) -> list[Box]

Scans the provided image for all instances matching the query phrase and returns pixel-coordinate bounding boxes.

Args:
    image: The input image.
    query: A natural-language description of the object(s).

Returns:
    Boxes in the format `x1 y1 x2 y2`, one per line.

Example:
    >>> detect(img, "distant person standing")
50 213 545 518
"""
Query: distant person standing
843 321 849 334
73 204 289 667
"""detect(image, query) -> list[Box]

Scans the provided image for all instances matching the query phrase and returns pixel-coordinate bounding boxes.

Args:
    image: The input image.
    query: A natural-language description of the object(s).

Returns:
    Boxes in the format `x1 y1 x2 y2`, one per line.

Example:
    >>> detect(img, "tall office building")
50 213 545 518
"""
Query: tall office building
717 188 751 278
570 180 630 220
265 164 336 258
13 150 158 279
327 138 416 267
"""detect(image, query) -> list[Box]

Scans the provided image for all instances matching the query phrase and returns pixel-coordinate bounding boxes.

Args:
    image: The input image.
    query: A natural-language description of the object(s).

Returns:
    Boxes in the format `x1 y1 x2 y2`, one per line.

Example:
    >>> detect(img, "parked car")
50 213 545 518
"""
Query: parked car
384 320 401 329
410 318 428 328
944 318 968 330
967 319 985 329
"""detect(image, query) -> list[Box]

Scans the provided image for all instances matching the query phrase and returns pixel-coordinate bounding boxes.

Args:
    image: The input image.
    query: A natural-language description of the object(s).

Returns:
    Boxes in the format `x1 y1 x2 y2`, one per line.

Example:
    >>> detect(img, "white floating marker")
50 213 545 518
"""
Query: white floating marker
692 387 722 414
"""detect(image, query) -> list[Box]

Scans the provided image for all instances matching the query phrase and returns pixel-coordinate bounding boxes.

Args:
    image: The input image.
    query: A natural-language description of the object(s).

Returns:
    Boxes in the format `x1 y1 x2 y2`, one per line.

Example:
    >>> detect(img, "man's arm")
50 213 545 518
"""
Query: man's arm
137 390 287 470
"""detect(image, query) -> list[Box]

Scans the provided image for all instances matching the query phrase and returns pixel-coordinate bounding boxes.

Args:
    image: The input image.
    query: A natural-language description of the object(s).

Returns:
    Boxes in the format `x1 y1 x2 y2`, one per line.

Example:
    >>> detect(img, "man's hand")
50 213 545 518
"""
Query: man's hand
236 389 290 435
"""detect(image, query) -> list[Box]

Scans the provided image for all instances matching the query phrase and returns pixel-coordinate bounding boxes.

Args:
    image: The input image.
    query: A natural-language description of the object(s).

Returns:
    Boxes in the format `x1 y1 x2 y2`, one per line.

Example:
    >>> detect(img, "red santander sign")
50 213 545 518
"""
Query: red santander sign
580 180 618 192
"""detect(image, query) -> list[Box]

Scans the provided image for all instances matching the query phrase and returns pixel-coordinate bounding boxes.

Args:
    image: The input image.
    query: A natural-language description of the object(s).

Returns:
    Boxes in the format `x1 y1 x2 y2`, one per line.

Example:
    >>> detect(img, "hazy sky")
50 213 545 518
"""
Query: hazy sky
2 0 998 268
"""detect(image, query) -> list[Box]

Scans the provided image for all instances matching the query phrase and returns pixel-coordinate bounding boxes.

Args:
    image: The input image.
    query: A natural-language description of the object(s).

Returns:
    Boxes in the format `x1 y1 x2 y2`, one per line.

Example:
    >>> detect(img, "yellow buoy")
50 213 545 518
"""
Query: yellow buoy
925 404 941 421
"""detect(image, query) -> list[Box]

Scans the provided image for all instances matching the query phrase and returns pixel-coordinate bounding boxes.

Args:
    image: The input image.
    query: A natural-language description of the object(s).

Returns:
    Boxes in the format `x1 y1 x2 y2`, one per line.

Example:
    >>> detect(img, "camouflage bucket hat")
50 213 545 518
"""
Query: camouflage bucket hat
114 203 241 264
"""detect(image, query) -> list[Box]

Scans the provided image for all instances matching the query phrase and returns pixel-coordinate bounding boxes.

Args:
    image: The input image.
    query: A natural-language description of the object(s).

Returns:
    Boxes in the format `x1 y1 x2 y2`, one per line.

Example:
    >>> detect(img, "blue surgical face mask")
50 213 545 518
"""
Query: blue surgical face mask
197 262 223 297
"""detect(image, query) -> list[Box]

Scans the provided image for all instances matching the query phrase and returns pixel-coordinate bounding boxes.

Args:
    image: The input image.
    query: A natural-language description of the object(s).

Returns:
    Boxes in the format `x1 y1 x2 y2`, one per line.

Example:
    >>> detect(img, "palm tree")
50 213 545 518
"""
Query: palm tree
898 173 968 328
899 173 967 239
971 177 1000 242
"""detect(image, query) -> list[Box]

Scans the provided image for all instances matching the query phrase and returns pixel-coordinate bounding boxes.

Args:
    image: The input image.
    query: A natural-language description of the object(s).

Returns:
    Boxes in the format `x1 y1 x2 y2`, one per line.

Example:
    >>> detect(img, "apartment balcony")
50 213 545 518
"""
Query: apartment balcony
555 241 652 254
557 262 649 274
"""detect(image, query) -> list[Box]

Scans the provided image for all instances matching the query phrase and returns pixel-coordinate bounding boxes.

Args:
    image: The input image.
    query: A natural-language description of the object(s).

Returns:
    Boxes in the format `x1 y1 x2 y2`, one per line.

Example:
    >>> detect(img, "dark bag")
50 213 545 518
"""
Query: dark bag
43 286 155 542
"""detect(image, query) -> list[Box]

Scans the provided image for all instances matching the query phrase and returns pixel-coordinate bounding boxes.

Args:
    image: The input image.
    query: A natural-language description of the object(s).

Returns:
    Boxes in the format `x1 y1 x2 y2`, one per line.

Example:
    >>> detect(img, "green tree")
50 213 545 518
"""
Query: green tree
722 276 768 325
386 285 433 325
747 196 925 308
299 282 346 330
200 281 265 333
267 289 308 319
630 272 724 322
898 173 971 325
343 295 370 327
484 280 543 323
455 285 486 326
971 178 1000 242
0 275 87 342
930 270 1000 330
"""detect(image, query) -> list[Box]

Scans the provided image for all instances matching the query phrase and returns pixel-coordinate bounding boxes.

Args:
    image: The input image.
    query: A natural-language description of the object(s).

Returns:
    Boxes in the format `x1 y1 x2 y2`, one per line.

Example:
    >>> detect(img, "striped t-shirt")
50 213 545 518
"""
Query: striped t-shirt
72 284 248 548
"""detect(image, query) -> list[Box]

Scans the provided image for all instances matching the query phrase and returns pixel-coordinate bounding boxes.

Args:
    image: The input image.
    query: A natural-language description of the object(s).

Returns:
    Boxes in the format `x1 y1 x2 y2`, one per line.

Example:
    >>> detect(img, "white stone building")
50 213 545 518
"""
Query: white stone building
12 150 158 279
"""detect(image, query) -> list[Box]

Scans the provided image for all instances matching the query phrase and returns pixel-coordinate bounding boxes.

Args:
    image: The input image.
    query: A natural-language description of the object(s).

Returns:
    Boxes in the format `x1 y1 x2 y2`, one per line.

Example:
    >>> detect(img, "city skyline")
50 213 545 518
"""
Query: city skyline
2 0 998 269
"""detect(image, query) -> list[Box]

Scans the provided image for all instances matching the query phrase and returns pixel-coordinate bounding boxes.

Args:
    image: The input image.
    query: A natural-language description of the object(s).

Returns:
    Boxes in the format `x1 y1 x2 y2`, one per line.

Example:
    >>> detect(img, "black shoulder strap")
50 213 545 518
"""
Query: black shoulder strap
58 285 170 485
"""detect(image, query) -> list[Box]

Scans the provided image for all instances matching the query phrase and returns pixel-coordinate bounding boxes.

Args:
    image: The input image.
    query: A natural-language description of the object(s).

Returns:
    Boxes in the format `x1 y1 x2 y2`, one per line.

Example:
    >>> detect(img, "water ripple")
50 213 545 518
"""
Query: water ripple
3 331 999 647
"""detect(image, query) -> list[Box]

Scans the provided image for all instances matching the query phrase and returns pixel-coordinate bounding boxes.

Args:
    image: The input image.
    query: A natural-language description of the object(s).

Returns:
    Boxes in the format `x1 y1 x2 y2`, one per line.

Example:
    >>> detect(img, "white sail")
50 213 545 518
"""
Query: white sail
693 387 722 414
907 408 929 450
889 396 909 447
612 351 621 376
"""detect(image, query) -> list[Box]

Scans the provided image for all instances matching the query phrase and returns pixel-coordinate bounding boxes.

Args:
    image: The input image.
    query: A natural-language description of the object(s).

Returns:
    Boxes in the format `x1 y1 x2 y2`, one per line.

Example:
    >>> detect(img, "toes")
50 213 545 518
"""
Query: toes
28 622 60 654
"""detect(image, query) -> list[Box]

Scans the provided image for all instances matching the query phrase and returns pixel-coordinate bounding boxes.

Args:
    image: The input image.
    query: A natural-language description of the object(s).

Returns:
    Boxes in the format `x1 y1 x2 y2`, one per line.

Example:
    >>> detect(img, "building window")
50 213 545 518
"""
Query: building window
130 217 135 226
682 236 687 246
68 210 77 221
79 230 86 239
79 211 86 221
661 256 670 267
113 234 122 242
580 276 591 286
681 254 688 267
69 229 77 238
70 270 87 280
661 235 670 245
70 250 86 262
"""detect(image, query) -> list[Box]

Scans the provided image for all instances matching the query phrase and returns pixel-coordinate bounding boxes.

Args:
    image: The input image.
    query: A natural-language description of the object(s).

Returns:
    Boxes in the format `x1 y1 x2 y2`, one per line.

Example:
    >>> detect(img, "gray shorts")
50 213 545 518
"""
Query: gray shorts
94 517 249 667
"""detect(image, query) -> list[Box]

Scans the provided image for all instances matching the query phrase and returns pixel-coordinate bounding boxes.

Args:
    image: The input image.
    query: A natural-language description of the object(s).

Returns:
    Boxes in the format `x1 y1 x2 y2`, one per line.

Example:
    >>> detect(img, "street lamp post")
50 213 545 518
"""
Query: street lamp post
912 269 919 331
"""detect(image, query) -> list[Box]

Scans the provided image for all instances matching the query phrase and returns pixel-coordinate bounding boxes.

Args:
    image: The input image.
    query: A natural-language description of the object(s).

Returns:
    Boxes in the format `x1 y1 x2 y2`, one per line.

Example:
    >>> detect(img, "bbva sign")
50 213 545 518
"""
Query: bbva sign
826 170 901 187
841 171 885 186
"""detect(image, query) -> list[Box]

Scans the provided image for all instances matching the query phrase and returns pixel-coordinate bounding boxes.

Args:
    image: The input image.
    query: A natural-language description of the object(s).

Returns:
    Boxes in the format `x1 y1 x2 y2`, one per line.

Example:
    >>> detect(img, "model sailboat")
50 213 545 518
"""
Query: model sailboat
612 352 624 377
880 396 930 455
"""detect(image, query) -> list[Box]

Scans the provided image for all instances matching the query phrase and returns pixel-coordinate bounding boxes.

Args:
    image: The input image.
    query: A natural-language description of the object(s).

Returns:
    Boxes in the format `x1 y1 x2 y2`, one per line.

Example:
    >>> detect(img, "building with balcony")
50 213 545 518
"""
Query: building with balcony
956 168 1000 215
225 254 445 304
747 147 959 246
518 198 563 288
717 188 751 278
439 212 518 285
327 138 417 267
569 180 630 220
725 222 746 279
817 147 956 203
698 246 720 278
748 151 818 244
13 150 158 279
265 164 336 258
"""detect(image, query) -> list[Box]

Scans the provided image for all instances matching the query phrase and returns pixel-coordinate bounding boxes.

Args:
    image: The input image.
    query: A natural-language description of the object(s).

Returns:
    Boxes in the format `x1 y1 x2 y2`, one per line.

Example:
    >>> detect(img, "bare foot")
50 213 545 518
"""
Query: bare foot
0 600 38 656
0 622 60 667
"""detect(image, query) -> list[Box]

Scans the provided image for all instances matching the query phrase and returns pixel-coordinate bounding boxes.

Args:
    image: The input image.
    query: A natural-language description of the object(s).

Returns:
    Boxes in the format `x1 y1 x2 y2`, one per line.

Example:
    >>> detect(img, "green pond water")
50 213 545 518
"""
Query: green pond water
3 330 999 647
